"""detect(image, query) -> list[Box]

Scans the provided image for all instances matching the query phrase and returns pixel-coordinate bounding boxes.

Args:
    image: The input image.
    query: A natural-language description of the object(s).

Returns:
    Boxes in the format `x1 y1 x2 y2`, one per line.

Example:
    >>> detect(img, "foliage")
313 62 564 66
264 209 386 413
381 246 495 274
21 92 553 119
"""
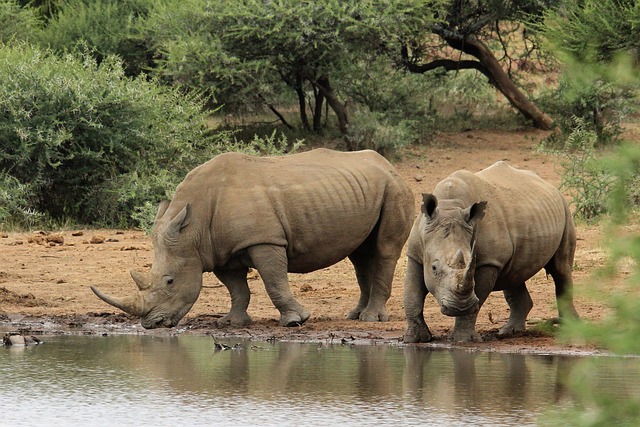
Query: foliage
552 119 616 221
541 142 640 426
0 0 42 43
347 109 417 157
538 0 640 145
138 0 278 111
538 61 636 146
541 0 640 64
0 44 218 228
38 0 156 76
0 172 45 229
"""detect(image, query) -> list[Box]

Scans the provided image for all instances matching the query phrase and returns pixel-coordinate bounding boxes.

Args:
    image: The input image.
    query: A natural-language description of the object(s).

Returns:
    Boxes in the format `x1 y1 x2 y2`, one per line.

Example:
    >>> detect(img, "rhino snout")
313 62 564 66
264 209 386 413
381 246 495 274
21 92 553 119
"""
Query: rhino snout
141 315 177 329
439 295 479 317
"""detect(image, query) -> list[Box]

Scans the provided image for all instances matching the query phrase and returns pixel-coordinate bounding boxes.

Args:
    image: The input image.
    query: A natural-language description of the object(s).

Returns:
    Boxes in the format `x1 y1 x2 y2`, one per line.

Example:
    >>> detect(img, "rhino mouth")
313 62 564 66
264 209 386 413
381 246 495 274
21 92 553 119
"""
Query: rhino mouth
440 297 479 317
142 315 177 329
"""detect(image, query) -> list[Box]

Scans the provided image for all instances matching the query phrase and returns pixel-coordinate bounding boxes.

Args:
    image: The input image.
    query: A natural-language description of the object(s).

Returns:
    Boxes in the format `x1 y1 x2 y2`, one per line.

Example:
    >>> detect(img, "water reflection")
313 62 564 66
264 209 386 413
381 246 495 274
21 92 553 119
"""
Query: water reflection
1 335 639 426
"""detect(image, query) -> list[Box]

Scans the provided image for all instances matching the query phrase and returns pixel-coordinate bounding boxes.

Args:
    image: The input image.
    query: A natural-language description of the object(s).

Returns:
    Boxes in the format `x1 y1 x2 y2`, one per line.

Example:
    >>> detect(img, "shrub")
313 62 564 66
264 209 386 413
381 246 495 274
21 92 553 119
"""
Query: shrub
0 44 218 228
539 75 634 146
38 0 156 76
0 0 42 43
541 142 640 426
556 119 615 221
0 173 44 229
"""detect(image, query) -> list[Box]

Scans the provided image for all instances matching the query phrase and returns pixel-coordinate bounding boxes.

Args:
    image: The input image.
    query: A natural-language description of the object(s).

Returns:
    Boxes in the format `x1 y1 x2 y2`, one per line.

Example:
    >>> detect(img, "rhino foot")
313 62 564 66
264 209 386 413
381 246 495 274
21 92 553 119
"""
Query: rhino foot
217 312 253 327
279 309 310 327
346 308 362 320
361 309 389 322
449 330 482 343
498 322 526 337
403 324 432 343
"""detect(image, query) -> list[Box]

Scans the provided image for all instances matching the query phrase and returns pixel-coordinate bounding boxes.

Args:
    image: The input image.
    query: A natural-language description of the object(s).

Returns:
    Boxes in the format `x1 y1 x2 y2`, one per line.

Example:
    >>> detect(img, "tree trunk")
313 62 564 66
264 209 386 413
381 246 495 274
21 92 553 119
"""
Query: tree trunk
294 75 310 131
312 85 324 132
314 75 349 135
444 36 554 130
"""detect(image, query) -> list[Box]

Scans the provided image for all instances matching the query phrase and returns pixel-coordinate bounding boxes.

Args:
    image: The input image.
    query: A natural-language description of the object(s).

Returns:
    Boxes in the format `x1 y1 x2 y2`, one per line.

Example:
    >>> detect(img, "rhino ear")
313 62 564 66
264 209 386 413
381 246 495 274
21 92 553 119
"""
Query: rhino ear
463 201 487 224
421 194 438 219
155 200 171 223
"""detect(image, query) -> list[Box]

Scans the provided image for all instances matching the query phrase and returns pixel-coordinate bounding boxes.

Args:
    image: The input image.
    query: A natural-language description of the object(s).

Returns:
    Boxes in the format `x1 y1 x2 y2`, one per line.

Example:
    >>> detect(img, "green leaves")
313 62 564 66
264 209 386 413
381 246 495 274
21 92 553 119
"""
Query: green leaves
0 44 214 226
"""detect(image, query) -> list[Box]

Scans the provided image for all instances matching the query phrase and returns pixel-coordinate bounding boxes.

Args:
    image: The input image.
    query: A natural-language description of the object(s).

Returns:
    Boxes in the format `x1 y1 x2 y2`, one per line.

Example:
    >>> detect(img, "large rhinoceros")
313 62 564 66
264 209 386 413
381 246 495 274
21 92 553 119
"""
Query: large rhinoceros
403 161 579 343
91 148 414 329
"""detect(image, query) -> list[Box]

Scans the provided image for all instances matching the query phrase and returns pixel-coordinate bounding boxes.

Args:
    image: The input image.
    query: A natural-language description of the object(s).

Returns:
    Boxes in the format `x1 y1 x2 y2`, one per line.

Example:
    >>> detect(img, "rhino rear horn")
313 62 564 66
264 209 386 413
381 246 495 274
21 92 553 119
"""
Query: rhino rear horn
90 286 145 317
166 204 191 240
452 249 465 269
131 270 150 290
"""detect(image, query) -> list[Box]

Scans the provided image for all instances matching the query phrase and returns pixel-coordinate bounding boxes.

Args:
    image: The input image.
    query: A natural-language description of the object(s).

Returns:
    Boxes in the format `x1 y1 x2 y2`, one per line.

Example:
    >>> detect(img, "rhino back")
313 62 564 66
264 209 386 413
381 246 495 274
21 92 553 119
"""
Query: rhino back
438 161 571 288
172 149 412 272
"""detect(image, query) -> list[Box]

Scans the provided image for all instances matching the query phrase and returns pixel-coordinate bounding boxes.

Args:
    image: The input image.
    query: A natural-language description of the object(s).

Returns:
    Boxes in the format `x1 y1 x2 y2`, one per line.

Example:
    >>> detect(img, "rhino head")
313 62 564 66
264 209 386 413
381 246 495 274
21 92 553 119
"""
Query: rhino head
91 201 203 328
420 193 487 317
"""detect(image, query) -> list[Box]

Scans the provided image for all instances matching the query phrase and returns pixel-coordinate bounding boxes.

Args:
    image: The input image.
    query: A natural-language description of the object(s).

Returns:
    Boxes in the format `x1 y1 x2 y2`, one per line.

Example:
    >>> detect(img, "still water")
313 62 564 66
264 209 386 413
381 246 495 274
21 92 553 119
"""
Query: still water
1 334 639 426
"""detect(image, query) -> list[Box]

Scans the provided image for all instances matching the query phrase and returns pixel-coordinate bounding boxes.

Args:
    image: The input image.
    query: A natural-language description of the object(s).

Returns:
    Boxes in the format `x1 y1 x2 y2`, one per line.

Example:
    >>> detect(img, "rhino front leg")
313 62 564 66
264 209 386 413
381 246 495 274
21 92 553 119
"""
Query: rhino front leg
403 257 432 343
498 283 533 337
214 267 253 327
247 244 310 327
450 266 497 342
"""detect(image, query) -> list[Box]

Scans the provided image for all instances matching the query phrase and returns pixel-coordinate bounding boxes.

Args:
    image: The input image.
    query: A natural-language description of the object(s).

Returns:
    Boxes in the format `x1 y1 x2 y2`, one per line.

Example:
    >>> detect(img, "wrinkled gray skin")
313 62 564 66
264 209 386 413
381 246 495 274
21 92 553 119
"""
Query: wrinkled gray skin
403 161 579 343
92 148 414 329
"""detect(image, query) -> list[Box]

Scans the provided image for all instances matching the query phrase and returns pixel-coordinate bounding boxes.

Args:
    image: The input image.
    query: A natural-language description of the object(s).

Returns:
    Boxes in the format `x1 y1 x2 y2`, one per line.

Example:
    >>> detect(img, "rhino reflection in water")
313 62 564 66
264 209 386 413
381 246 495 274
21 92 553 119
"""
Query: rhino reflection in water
403 161 579 343
91 148 414 328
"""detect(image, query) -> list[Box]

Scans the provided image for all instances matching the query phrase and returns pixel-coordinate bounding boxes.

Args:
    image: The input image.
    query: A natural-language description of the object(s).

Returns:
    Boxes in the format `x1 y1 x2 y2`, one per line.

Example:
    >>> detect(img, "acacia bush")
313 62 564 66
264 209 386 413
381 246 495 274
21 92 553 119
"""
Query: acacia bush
37 0 156 76
0 44 222 228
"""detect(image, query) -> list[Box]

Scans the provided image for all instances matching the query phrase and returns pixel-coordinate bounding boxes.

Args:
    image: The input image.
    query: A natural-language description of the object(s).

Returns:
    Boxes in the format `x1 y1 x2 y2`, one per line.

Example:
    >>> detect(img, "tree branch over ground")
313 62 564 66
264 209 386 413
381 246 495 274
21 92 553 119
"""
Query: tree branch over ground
397 1 556 131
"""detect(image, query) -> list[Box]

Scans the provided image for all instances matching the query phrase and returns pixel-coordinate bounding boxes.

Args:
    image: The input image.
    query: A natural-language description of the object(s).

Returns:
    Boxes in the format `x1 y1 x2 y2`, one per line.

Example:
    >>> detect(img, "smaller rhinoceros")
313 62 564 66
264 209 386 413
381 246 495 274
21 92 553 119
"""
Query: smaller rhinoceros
91 148 414 329
403 161 579 343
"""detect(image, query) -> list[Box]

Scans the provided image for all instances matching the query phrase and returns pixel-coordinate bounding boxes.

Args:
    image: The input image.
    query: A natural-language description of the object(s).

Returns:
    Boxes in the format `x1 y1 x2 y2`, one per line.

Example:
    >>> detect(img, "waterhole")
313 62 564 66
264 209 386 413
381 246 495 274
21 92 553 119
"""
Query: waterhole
2 334 639 426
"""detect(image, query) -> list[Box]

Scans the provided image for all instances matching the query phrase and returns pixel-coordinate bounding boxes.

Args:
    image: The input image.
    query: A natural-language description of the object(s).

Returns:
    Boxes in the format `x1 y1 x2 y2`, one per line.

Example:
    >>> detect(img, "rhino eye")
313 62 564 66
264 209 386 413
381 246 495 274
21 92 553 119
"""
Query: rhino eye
163 276 174 286
431 261 440 275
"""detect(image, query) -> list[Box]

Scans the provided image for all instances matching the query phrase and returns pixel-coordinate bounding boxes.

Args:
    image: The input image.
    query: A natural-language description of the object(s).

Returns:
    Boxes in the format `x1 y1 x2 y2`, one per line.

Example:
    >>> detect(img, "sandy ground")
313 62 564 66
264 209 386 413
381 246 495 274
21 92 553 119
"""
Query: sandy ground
0 128 628 353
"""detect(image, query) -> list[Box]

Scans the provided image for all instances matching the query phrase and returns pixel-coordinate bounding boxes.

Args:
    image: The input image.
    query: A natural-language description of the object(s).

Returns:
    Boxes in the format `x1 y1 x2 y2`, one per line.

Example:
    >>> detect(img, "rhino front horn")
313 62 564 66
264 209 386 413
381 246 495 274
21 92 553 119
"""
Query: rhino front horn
90 286 145 317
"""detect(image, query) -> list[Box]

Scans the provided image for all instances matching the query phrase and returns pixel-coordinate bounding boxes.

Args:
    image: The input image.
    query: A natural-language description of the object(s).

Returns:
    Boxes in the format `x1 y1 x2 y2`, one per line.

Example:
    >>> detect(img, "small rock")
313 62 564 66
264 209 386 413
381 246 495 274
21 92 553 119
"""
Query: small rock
27 235 45 245
72 231 84 237
414 175 424 182
1 233 8 238
300 284 313 292
90 235 105 244
46 234 64 245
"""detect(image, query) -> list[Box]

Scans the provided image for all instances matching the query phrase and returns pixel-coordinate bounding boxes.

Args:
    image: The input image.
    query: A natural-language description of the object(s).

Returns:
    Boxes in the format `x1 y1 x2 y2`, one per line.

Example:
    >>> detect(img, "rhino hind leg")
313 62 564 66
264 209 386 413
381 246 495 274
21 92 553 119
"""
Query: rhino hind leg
348 251 396 322
545 227 580 321
247 244 311 327
214 267 253 327
499 283 533 337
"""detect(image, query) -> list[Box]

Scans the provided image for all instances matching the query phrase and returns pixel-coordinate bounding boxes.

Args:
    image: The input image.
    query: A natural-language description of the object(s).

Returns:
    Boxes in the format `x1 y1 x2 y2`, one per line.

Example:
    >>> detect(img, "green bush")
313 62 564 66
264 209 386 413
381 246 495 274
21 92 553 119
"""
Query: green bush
38 0 156 76
542 142 640 426
0 172 44 229
555 119 615 221
539 75 634 146
0 44 219 228
346 109 417 157
0 0 42 43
